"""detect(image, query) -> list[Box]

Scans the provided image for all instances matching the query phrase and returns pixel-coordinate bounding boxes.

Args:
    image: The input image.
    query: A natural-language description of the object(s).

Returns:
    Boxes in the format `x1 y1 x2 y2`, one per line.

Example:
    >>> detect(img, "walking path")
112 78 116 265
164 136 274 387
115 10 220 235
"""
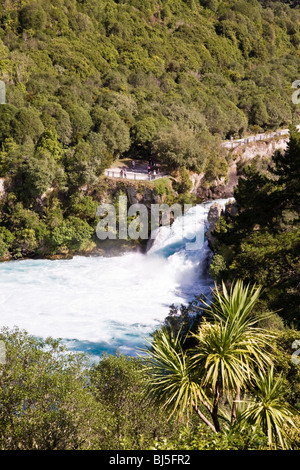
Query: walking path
104 160 164 181
221 125 300 149
104 168 163 181
105 125 299 181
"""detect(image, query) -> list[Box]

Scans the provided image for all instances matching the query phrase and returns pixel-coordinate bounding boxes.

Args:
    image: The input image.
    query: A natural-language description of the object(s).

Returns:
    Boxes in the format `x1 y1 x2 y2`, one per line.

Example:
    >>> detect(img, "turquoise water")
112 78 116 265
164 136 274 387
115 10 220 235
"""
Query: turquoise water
0 200 228 359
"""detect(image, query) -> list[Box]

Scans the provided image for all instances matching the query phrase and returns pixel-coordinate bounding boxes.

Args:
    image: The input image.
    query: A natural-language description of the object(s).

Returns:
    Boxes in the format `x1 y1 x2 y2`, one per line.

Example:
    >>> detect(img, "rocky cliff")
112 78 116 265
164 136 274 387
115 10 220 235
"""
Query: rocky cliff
195 137 288 200
205 199 237 249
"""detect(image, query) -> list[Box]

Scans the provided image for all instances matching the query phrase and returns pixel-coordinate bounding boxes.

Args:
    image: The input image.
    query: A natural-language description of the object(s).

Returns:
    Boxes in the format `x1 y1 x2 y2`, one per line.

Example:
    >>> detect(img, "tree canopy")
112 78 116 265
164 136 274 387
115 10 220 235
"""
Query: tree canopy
0 0 299 258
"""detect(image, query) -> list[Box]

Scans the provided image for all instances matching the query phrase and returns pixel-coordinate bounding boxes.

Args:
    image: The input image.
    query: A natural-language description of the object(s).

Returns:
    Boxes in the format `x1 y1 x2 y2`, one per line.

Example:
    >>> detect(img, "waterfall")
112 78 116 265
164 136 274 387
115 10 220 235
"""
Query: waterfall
0 199 229 358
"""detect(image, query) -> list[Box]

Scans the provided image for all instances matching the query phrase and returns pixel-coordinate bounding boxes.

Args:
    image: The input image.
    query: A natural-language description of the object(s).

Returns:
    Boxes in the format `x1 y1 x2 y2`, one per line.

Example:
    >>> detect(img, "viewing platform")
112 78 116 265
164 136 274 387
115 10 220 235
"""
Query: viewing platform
104 159 166 181
104 169 164 181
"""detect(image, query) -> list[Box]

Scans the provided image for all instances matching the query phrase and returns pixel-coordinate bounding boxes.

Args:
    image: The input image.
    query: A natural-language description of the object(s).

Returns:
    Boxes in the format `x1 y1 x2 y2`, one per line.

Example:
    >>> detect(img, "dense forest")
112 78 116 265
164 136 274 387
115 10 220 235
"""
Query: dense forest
0 0 299 258
0 0 299 451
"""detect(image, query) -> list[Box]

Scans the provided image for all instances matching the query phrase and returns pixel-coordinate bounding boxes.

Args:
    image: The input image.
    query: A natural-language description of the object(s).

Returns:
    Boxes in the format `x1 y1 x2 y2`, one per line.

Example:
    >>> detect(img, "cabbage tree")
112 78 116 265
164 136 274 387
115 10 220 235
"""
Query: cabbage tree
143 280 275 434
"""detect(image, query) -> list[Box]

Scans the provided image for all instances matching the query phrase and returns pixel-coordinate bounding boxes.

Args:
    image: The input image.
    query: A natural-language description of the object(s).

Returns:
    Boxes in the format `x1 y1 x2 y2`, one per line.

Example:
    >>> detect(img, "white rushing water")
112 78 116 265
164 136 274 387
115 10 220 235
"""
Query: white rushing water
0 199 229 358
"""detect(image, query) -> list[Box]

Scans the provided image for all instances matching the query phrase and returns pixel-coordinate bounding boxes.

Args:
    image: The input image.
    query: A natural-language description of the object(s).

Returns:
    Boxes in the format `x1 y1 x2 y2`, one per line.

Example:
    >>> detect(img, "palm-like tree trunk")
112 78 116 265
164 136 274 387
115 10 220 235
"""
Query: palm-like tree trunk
231 386 240 425
192 401 217 433
211 381 221 432
143 281 275 438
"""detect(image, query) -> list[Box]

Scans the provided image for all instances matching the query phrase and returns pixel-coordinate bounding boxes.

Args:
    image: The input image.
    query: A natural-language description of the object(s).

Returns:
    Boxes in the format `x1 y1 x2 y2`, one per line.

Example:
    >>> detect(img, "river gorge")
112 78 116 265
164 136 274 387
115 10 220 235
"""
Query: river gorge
0 199 229 360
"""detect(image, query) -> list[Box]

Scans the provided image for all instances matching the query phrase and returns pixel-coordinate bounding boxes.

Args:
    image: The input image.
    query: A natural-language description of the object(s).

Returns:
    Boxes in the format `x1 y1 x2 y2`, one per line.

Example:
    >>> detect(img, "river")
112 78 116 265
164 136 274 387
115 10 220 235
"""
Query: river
0 199 228 359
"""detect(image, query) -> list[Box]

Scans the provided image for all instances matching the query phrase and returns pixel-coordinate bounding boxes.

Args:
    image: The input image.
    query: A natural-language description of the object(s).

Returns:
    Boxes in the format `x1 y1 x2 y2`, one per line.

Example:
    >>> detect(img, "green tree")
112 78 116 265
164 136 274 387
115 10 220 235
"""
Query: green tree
41 103 72 145
0 327 102 450
151 125 204 171
88 131 113 174
89 353 180 450
36 128 64 161
0 226 14 258
131 115 159 154
12 108 44 145
65 104 93 141
50 215 94 253
0 104 17 142
143 281 278 434
239 368 298 450
271 126 300 209
19 148 64 200
2 198 48 257
19 2 47 32
96 110 131 159
67 193 99 223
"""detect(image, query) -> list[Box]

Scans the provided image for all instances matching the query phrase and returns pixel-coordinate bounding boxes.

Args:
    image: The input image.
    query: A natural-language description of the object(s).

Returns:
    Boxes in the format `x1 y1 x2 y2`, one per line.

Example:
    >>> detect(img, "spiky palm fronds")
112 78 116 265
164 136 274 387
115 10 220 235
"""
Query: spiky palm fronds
142 280 290 439
192 280 276 394
142 328 201 420
239 367 298 449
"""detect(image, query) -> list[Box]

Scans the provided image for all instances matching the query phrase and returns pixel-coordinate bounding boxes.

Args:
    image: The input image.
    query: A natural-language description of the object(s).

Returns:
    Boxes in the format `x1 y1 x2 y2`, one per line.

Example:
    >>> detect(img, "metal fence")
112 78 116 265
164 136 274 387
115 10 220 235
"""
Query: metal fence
221 125 300 149
0 81 5 104
104 169 164 181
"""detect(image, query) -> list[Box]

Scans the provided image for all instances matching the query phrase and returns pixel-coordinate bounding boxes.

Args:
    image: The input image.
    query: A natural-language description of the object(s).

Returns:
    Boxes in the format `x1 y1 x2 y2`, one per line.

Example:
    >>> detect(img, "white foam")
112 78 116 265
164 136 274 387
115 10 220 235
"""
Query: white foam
0 199 229 355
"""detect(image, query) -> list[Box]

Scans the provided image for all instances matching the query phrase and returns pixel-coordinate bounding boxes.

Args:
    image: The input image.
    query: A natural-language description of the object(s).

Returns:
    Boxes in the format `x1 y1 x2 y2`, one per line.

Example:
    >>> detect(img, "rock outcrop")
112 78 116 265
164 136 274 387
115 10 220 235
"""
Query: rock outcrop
205 199 237 249
196 167 239 201
196 136 288 201
231 137 288 161
126 184 160 208
205 202 223 248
